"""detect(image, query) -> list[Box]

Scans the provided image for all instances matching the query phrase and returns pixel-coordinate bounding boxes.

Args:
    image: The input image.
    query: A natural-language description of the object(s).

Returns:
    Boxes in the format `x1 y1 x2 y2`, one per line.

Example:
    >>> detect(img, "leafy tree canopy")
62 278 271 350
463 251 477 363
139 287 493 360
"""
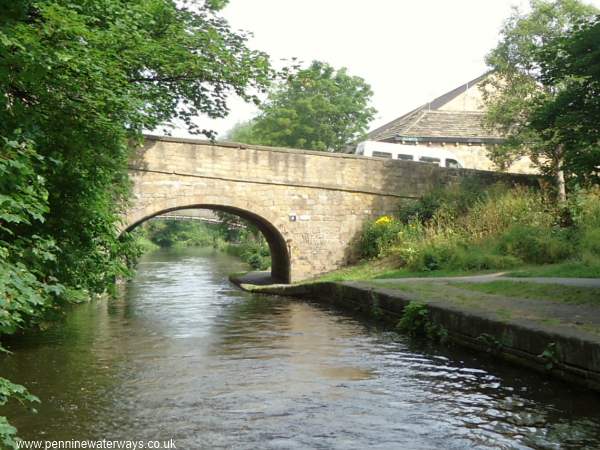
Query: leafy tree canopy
228 61 376 152
532 17 600 183
0 0 271 304
482 0 598 198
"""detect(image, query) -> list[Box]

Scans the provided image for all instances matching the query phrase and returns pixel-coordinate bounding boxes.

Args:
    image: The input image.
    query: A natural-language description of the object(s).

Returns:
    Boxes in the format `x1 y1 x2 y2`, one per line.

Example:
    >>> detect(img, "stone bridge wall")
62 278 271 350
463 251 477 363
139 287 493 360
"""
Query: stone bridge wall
125 136 538 283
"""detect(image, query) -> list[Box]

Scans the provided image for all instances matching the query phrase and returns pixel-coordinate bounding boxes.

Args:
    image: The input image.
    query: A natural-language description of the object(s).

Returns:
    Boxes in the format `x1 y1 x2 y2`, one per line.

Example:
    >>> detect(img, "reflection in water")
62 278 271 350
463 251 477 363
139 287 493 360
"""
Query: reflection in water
2 247 600 449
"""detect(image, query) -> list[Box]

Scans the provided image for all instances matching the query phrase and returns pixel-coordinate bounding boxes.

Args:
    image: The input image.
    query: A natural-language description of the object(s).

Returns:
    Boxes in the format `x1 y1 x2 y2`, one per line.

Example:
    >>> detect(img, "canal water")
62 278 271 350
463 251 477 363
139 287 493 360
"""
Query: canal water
2 248 600 449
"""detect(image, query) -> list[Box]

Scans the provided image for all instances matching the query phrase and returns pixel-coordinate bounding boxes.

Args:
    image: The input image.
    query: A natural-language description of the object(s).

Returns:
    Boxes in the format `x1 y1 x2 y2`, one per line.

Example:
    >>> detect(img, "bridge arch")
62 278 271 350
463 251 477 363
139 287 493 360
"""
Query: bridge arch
123 203 291 283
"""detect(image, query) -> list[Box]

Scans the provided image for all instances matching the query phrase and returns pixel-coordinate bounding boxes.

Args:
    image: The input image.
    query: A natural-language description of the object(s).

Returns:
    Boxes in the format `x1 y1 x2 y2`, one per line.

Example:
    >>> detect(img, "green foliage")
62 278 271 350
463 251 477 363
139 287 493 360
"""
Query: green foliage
483 0 599 194
477 333 505 354
0 375 40 450
404 242 521 273
534 18 600 184
0 137 66 335
133 234 160 253
359 217 404 259
141 220 222 249
397 302 430 336
228 61 376 151
0 0 273 304
138 218 271 271
539 342 561 370
357 180 599 275
581 228 600 256
212 211 263 244
496 224 573 264
568 186 600 230
0 0 271 299
0 137 64 448
226 120 262 145
398 178 488 224
213 212 271 270
396 302 447 342
441 246 521 272
225 241 271 270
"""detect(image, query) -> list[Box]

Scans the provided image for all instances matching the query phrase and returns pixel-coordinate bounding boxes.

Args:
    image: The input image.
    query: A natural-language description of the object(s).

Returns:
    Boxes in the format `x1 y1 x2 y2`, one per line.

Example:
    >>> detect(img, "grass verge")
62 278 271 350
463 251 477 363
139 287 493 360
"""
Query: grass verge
452 281 600 305
308 257 501 283
507 260 600 278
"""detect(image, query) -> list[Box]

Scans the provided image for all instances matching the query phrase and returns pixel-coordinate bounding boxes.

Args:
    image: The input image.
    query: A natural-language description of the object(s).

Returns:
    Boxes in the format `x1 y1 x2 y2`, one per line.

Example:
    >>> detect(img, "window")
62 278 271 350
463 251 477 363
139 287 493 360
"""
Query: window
419 156 440 164
372 151 392 159
397 154 414 161
445 159 461 169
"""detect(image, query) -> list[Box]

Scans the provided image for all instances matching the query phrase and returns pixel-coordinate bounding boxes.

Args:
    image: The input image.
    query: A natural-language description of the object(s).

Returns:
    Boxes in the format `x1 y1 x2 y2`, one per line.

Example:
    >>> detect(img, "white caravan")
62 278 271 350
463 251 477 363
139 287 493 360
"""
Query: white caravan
355 140 464 169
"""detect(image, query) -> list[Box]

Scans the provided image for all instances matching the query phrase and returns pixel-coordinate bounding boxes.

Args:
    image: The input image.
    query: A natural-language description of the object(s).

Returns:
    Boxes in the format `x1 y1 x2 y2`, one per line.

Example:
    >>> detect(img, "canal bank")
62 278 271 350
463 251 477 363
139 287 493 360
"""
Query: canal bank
231 273 600 393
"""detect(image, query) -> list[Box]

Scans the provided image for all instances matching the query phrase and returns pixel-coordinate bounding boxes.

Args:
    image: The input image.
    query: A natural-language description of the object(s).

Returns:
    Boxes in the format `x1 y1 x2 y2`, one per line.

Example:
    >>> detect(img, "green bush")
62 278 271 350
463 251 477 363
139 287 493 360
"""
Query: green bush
449 246 522 271
138 218 273 270
461 187 554 240
402 241 521 273
399 177 495 224
227 241 271 270
396 302 447 341
581 228 600 256
568 187 600 229
405 242 454 272
242 242 271 270
359 217 404 259
355 179 598 274
496 225 573 264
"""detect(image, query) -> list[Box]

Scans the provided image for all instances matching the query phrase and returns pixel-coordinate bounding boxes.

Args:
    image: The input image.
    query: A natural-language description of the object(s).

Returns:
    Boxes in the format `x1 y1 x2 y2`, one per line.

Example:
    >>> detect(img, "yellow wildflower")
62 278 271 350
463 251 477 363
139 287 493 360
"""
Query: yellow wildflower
375 215 393 226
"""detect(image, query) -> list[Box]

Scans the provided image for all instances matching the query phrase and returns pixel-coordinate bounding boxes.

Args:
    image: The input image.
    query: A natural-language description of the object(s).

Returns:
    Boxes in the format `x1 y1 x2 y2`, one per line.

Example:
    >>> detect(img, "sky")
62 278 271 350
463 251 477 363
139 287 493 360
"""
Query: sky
167 0 600 139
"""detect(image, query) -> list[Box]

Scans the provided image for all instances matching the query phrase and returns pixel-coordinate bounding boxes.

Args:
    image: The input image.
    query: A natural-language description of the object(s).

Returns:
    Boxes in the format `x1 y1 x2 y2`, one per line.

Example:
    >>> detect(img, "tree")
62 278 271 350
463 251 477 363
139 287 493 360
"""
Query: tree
0 0 271 300
228 61 376 152
0 1 271 445
225 120 262 144
532 17 600 184
482 0 598 201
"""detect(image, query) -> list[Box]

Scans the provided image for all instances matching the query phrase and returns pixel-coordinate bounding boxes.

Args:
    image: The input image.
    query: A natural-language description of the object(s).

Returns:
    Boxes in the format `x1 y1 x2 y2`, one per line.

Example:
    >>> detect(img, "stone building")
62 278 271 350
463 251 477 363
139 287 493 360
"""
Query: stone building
365 73 534 173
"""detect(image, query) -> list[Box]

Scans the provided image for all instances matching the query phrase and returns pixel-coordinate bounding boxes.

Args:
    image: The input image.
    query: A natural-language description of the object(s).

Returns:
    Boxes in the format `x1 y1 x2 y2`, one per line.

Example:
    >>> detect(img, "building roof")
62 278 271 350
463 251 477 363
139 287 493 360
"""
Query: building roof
367 72 503 144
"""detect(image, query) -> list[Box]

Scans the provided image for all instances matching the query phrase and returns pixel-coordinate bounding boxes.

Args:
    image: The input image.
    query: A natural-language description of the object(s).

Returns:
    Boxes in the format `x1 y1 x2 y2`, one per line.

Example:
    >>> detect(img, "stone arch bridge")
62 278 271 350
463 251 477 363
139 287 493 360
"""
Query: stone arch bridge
124 136 535 283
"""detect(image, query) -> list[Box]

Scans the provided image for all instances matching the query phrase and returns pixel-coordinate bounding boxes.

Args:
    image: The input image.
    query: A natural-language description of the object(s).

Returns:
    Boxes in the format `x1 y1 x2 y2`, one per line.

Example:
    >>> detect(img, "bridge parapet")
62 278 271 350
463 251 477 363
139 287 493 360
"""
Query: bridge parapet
125 135 539 283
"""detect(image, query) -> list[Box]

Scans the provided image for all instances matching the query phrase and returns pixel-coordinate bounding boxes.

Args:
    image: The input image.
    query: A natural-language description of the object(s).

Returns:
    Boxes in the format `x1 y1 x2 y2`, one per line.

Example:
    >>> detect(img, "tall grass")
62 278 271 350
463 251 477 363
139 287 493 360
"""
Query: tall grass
359 180 600 274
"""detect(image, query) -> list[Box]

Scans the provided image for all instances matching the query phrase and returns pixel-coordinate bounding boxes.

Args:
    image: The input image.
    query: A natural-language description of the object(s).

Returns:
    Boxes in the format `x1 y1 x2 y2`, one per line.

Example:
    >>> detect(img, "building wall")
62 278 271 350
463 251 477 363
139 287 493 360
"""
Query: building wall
445 144 535 174
437 77 496 112
438 86 484 111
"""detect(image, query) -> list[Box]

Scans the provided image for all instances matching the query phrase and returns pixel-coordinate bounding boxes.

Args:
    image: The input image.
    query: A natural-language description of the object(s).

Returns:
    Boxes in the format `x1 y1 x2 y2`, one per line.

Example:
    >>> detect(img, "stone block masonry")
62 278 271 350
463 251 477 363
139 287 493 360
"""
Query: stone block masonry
124 135 539 283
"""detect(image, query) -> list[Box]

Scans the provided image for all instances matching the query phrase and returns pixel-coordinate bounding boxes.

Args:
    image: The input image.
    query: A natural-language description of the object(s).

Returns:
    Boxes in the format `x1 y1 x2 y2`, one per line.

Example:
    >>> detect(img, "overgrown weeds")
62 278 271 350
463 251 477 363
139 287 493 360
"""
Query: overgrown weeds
358 180 600 275
396 302 448 342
